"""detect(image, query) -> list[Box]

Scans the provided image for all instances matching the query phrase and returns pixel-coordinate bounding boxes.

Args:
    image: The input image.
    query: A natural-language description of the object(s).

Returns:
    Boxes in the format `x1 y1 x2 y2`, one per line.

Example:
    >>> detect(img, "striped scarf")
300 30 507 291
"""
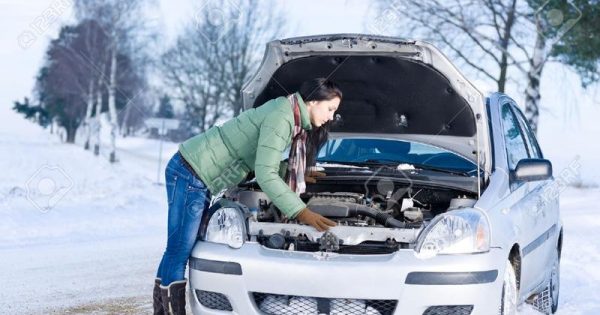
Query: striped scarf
286 93 307 196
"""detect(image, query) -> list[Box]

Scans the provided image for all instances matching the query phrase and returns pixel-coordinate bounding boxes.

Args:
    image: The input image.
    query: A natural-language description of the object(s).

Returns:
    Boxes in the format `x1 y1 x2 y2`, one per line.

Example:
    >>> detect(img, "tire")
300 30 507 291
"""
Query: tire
543 249 560 314
500 259 518 315
530 249 560 314
549 249 560 313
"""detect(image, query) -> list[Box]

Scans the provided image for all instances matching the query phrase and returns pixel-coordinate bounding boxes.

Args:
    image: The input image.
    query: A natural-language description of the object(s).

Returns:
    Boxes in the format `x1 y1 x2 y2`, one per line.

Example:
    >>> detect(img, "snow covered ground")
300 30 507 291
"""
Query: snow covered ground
0 105 177 314
1 102 599 314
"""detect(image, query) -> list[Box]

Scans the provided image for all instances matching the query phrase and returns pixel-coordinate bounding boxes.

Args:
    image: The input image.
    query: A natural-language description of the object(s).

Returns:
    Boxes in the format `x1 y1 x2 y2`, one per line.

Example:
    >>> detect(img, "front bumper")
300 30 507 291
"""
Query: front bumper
188 241 506 315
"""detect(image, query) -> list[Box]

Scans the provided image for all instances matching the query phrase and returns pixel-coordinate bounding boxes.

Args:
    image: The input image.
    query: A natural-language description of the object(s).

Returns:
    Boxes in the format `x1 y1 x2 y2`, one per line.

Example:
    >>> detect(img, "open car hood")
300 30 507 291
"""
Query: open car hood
242 34 491 180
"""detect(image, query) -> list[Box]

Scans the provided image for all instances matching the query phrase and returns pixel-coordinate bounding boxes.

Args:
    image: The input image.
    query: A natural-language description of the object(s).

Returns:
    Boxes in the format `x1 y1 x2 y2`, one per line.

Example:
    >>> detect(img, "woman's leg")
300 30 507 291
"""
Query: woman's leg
155 153 211 314
156 256 165 279
160 174 210 285
155 153 183 314
156 153 181 280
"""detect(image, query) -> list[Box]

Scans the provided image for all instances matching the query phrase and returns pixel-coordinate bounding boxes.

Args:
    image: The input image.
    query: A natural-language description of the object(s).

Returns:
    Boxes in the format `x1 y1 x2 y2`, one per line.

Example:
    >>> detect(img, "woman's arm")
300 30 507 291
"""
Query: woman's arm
254 111 306 218
255 110 336 231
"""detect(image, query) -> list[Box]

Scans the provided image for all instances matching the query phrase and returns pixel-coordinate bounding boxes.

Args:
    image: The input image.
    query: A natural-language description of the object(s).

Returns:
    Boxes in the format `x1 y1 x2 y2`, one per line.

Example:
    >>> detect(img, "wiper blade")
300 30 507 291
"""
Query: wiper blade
364 159 472 176
411 164 472 176
317 160 394 169
319 159 473 176
317 160 369 166
364 158 403 165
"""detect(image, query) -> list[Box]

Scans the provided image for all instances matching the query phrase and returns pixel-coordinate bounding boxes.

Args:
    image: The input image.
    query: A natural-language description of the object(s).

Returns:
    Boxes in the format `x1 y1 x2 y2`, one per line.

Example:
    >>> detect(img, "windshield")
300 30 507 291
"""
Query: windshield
317 138 477 174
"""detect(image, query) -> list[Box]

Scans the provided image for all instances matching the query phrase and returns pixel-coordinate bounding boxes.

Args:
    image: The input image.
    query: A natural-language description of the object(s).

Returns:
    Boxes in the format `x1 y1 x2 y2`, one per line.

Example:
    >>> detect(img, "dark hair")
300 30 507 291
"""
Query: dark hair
306 121 331 167
298 78 343 103
299 78 342 167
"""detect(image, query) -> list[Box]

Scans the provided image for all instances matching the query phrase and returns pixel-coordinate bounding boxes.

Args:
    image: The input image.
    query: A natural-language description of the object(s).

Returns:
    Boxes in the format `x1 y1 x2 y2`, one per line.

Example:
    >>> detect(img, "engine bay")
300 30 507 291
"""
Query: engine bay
223 181 477 254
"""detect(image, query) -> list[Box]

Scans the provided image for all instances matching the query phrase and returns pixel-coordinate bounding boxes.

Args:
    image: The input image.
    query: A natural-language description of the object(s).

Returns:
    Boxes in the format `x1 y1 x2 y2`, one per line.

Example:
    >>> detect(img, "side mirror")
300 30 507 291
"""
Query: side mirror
511 159 553 182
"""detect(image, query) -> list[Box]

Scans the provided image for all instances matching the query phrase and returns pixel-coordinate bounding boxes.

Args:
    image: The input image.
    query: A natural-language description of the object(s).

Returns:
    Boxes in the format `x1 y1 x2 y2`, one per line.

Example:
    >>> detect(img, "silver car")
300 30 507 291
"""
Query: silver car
188 34 562 315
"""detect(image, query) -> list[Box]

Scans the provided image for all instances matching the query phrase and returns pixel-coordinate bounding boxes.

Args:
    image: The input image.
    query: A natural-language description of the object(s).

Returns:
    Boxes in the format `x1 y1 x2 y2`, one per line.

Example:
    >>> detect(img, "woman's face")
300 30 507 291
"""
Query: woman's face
306 97 340 128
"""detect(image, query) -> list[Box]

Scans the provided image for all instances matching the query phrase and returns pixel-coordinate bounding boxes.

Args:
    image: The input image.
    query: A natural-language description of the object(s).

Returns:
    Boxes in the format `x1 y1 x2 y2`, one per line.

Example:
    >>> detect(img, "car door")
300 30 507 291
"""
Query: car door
498 102 548 294
512 105 559 280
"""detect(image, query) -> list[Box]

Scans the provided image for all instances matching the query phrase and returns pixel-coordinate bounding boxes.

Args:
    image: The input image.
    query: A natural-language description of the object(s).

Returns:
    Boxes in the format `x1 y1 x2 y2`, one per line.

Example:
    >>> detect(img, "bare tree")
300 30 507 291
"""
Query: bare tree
74 20 111 151
219 1 284 116
161 0 285 135
161 26 227 134
376 1 520 91
35 22 108 143
377 0 584 134
74 0 156 161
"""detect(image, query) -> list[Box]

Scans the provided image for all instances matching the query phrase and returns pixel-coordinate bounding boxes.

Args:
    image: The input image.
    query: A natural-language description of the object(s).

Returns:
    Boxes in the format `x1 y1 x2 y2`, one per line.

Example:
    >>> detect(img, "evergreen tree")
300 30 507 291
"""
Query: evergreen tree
12 97 50 127
545 0 600 87
156 94 174 119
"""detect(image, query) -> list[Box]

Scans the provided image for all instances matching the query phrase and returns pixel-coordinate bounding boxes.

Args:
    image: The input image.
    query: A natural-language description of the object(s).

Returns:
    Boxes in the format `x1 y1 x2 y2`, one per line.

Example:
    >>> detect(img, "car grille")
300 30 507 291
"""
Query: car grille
423 305 474 315
295 241 400 254
253 292 397 315
195 290 233 311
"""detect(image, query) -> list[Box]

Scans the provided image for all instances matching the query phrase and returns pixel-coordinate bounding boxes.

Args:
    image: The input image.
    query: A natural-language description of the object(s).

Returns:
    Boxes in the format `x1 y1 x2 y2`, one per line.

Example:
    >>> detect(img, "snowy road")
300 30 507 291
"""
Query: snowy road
0 107 172 313
1 105 599 314
1 235 163 314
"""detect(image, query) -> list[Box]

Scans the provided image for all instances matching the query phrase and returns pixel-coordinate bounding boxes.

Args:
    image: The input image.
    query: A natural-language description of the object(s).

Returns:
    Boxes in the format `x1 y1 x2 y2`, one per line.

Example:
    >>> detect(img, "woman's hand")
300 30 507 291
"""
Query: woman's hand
295 208 336 231
305 170 326 184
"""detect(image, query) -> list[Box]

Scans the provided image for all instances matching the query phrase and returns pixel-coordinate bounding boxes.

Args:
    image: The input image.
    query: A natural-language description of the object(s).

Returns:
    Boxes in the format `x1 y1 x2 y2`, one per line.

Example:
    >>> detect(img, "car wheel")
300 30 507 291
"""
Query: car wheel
530 249 560 314
549 249 560 313
500 259 518 315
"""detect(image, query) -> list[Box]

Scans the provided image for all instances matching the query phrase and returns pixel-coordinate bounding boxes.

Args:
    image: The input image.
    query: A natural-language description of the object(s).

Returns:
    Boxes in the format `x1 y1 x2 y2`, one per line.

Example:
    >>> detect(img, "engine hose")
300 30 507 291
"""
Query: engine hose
345 204 406 228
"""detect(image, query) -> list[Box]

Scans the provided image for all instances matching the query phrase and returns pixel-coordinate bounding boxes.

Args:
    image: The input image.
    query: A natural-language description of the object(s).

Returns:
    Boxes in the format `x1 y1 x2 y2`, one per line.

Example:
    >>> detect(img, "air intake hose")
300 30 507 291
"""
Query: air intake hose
308 201 406 228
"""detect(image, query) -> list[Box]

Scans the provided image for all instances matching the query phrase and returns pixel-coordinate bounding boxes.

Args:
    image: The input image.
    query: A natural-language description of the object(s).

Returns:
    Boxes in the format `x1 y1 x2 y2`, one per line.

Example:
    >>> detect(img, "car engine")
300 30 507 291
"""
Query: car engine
227 186 475 226
223 184 477 254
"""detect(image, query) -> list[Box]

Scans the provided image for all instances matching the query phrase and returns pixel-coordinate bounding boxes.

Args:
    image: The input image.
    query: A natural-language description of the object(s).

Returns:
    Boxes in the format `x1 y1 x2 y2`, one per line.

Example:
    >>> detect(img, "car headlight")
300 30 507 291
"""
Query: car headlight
415 208 490 258
204 207 245 248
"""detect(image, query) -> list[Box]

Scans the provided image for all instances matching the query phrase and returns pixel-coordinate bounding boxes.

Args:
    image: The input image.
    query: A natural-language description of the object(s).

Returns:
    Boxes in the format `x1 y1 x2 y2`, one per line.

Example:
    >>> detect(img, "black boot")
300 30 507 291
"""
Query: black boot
153 278 164 315
160 279 187 315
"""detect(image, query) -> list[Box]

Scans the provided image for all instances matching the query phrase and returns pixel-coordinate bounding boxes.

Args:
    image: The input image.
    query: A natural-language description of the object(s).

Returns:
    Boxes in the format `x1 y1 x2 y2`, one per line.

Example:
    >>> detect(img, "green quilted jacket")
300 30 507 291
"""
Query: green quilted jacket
179 92 312 218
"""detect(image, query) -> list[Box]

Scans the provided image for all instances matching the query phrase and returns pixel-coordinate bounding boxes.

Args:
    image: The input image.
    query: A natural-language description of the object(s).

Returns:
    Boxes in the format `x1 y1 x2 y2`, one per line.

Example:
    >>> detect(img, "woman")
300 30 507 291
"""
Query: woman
153 78 342 314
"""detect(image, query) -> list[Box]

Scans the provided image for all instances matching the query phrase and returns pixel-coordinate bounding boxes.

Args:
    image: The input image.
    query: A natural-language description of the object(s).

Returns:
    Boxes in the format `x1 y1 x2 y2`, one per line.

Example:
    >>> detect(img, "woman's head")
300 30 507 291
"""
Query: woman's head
299 78 342 128
299 78 342 167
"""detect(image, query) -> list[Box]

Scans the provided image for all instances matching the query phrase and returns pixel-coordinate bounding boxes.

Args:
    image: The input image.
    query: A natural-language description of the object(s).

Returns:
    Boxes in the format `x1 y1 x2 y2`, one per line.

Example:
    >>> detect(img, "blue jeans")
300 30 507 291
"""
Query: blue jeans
156 152 211 286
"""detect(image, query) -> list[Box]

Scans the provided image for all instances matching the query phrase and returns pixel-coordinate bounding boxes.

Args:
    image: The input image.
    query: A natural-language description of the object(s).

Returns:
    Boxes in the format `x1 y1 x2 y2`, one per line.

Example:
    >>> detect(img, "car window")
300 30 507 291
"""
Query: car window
317 138 477 173
512 106 543 159
501 104 530 170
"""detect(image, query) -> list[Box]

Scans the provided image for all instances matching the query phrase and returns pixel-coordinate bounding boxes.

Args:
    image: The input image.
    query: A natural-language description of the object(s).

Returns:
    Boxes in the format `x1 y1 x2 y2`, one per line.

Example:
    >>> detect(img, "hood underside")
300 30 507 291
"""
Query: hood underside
253 55 476 137
242 34 491 177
